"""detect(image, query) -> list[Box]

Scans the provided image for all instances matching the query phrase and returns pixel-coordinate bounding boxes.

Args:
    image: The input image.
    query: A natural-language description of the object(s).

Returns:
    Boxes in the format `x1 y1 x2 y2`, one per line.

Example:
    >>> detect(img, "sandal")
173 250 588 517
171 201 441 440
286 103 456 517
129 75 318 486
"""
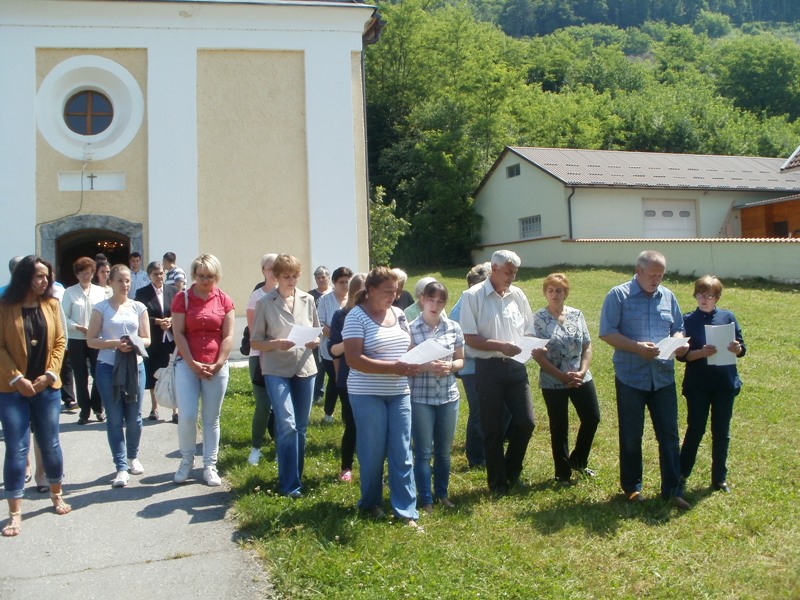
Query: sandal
148 410 159 421
50 492 72 516
2 511 21 537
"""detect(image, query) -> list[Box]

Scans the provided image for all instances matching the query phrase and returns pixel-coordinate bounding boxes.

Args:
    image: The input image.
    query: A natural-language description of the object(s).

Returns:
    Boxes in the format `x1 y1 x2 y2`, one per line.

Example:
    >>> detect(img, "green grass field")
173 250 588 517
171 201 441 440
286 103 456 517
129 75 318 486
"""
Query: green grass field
218 266 800 599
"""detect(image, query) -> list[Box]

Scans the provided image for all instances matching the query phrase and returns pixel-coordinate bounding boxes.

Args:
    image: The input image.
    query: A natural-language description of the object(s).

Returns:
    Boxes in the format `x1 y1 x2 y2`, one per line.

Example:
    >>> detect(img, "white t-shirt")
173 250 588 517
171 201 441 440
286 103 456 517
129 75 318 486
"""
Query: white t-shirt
94 299 148 365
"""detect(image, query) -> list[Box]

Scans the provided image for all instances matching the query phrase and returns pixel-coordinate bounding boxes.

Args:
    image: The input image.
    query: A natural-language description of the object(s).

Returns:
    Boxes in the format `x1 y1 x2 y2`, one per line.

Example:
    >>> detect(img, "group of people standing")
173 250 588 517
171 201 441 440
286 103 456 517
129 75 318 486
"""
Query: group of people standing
0 252 234 536
0 246 746 537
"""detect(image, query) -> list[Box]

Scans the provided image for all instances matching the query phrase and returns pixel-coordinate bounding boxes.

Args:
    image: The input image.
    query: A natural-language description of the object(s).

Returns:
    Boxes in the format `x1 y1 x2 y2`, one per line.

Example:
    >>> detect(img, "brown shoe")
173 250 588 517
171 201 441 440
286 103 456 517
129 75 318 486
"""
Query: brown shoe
627 491 645 503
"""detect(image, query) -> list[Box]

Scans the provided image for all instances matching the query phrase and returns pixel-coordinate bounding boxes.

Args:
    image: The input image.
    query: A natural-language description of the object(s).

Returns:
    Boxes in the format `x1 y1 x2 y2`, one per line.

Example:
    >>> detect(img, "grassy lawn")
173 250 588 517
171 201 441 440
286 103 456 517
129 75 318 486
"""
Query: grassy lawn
218 266 800 599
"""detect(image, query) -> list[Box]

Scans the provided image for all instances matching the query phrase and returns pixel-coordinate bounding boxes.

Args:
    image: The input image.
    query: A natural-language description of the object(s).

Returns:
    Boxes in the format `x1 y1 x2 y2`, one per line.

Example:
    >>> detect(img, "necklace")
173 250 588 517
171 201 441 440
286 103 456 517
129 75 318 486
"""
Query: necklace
23 307 39 347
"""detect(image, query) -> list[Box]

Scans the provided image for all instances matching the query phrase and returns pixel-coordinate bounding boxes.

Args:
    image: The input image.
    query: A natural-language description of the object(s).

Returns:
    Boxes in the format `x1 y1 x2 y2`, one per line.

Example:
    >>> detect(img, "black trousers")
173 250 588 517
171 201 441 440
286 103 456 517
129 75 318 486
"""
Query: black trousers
541 380 600 480
475 358 535 491
67 338 103 419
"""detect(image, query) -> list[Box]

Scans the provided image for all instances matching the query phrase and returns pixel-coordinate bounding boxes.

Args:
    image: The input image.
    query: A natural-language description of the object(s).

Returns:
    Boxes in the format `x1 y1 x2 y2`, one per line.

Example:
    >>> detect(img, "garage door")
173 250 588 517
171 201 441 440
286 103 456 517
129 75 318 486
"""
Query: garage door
642 199 696 238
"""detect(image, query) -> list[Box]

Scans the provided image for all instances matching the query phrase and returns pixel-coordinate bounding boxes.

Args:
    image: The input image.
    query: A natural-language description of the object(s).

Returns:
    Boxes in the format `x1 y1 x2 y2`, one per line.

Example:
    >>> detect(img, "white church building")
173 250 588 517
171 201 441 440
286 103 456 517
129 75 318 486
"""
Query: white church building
0 0 381 306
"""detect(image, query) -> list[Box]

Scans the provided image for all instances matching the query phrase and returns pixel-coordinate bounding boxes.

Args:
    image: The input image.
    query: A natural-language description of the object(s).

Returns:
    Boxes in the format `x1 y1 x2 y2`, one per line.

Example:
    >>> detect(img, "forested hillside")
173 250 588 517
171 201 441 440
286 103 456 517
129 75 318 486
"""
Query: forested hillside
364 0 800 266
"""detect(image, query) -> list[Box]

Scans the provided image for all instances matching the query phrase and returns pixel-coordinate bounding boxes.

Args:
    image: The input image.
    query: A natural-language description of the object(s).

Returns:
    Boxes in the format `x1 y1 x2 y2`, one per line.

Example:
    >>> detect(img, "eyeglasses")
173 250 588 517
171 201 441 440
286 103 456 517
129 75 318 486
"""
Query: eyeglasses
195 274 216 281
695 293 717 300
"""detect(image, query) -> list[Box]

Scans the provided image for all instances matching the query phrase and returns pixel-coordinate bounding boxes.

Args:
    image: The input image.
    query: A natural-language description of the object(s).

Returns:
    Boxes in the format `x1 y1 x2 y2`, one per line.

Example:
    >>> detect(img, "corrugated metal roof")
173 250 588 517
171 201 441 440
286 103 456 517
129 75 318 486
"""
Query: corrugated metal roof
737 192 800 209
782 145 800 171
509 147 800 192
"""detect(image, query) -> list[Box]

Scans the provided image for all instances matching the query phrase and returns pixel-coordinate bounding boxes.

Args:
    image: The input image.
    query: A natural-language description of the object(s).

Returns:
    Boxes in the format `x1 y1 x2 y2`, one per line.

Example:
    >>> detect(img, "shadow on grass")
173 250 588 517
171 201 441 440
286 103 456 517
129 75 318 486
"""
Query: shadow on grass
516 490 693 537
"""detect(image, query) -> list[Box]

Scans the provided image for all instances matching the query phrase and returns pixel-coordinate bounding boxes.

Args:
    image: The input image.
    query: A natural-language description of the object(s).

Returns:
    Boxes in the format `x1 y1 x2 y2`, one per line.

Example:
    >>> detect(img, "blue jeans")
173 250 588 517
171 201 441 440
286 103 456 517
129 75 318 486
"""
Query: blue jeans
680 387 738 485
265 374 314 495
0 387 64 499
411 400 459 506
350 392 418 520
95 361 145 472
615 378 683 499
176 359 229 467
461 374 485 468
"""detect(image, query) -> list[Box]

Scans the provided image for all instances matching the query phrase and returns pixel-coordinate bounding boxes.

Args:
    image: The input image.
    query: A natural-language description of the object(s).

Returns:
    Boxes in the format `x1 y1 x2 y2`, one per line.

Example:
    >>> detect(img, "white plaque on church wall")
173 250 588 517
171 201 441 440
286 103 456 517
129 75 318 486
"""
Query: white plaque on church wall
58 171 126 192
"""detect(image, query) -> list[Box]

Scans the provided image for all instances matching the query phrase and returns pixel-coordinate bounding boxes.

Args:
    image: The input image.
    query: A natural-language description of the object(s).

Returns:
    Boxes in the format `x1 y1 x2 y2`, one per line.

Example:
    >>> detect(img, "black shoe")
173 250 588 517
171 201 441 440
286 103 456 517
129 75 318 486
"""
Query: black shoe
148 410 159 421
171 413 179 424
96 412 106 422
77 417 89 425
713 482 731 493
491 485 509 499
672 496 692 510
555 477 573 487
63 401 78 412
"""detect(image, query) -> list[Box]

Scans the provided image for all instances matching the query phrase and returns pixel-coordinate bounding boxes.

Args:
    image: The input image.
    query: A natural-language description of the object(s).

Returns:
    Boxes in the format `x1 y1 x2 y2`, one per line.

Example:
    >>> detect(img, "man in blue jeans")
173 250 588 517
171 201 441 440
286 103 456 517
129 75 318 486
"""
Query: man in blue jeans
599 250 691 510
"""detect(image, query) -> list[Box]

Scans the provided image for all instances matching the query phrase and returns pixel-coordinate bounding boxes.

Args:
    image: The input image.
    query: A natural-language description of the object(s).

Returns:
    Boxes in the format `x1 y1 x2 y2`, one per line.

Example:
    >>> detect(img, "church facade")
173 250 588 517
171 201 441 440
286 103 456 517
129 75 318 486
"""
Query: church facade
0 0 380 306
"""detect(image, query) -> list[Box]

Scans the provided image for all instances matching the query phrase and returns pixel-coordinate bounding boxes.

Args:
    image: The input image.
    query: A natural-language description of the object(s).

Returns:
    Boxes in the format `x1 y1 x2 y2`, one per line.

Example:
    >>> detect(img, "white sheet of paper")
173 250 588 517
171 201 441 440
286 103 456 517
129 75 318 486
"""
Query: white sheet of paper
398 338 452 365
510 337 550 364
655 336 689 360
705 323 736 366
286 325 322 348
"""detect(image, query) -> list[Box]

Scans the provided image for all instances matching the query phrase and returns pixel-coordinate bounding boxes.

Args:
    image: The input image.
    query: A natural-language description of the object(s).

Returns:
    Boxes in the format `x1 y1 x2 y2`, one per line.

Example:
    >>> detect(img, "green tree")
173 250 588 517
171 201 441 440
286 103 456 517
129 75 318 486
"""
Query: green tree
713 33 800 120
692 10 733 38
369 187 411 268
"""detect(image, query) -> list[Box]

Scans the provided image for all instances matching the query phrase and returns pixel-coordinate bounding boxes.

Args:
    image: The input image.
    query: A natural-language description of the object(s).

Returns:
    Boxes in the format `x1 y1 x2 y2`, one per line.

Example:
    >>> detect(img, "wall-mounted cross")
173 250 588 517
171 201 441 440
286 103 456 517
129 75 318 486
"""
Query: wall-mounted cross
86 173 97 190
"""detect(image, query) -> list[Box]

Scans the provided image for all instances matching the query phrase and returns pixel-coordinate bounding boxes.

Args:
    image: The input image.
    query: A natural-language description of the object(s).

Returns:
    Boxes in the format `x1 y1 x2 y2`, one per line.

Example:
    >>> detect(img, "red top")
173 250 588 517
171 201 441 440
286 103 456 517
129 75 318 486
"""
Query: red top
171 285 235 363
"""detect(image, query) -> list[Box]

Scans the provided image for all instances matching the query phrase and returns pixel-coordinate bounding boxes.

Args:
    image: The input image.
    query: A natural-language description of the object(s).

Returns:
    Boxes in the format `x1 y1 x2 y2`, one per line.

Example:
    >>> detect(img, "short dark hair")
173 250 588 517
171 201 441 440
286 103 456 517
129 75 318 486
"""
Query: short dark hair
147 261 164 275
163 252 176 263
331 266 353 283
130 252 142 259
1 255 55 305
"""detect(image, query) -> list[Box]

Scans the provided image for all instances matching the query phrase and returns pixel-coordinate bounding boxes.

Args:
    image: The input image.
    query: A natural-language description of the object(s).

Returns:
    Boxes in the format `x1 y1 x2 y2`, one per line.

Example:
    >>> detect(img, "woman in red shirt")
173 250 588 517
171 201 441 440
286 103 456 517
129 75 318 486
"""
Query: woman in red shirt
171 254 235 487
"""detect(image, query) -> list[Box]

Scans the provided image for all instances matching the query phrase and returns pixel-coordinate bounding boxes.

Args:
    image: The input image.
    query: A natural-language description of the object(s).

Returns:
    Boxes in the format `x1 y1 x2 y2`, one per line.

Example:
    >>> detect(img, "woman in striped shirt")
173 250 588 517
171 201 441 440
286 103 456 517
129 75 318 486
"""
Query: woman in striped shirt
342 267 422 530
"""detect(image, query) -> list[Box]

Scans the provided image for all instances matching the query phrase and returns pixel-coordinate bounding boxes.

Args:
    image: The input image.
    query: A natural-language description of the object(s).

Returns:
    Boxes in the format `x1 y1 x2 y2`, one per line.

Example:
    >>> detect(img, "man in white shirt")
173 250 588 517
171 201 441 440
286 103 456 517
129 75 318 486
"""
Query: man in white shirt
458 249 536 496
127 252 149 299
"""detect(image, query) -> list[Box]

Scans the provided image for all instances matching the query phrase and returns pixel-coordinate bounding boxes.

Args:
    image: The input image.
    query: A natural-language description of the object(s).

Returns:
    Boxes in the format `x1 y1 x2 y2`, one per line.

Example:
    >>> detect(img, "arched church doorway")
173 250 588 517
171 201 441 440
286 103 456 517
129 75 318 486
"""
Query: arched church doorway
56 229 129 287
39 214 144 287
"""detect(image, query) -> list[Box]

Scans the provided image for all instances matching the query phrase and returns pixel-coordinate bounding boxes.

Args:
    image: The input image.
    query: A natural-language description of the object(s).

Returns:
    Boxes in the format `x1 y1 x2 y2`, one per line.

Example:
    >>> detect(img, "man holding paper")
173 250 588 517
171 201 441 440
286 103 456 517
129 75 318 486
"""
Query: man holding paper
599 250 691 509
459 249 537 496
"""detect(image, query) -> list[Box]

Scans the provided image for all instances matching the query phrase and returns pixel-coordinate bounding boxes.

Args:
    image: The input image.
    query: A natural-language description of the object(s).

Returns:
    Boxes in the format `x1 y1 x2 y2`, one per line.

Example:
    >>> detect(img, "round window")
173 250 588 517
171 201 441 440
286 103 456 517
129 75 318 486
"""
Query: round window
64 90 113 135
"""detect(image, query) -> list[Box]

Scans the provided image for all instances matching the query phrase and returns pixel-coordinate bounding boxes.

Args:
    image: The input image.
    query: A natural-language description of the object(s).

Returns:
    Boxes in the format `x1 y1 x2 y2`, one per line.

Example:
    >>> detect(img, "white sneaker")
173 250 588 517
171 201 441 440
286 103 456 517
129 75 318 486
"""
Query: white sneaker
174 458 194 484
323 414 334 424
203 466 222 487
129 458 144 475
247 448 262 466
112 470 130 488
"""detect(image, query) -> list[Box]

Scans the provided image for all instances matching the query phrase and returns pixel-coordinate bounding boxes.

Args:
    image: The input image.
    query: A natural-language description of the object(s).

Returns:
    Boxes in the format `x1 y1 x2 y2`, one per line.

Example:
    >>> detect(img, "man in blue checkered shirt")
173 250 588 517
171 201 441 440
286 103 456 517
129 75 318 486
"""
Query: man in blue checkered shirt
599 250 691 510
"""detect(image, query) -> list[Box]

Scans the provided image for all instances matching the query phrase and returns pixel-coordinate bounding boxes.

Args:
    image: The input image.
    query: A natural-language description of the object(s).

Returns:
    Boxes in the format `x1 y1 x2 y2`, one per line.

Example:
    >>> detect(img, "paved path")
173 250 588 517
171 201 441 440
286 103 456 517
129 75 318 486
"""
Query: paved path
0 394 273 599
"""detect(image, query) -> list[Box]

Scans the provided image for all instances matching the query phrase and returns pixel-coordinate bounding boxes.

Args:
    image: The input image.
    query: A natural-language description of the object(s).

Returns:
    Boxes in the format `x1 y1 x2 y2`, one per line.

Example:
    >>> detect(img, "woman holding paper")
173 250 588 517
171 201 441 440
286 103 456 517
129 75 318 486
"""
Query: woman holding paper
678 275 745 493
342 266 422 530
250 254 320 498
531 273 600 486
408 281 464 514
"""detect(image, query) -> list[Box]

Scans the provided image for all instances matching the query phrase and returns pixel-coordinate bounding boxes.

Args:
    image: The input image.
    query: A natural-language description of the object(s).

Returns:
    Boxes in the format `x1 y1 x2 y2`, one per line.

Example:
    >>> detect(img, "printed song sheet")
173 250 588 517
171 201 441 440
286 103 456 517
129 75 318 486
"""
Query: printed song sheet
511 337 550 364
287 325 323 348
655 336 690 360
399 338 452 365
705 323 736 366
